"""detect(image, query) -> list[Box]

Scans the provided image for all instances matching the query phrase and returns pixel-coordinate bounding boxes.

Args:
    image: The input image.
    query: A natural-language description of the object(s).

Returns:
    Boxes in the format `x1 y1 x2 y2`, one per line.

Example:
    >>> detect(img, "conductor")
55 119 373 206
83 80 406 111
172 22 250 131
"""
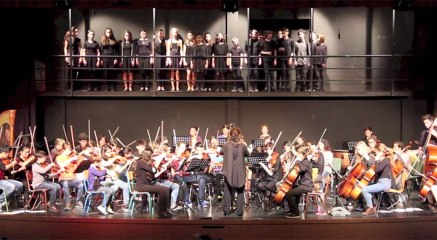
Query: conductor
222 127 250 216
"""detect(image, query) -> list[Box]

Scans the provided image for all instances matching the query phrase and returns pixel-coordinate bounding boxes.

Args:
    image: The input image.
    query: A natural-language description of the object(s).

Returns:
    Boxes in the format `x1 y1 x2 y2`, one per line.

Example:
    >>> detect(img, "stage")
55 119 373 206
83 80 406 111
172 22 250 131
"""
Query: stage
1 192 437 240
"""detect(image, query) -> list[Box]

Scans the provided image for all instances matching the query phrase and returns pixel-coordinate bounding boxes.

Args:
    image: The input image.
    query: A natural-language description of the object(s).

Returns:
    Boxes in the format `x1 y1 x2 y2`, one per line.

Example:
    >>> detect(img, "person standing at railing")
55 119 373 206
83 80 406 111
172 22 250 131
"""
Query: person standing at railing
100 27 119 91
293 29 311 92
245 29 261 92
277 28 294 92
63 26 82 91
135 29 153 91
260 30 277 92
166 27 184 92
212 32 229 92
184 31 196 91
81 30 101 91
120 30 135 91
312 33 327 91
192 33 209 92
228 37 245 92
154 29 167 91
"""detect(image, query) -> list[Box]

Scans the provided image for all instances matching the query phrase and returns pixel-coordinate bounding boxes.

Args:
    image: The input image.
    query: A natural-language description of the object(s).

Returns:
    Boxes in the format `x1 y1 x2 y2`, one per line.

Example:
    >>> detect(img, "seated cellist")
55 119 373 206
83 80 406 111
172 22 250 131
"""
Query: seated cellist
284 145 313 218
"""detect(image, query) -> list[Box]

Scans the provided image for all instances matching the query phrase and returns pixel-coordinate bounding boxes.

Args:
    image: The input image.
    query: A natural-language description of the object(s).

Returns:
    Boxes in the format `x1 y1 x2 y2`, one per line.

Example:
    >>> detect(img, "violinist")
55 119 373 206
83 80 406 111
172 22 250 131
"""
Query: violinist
152 143 181 210
189 126 202 149
135 148 172 217
257 142 282 197
284 145 313 218
309 144 324 193
56 141 84 211
31 150 61 211
218 124 230 139
87 155 114 215
0 145 23 210
361 143 395 215
367 135 378 152
110 146 136 210
392 141 411 189
180 142 211 208
12 145 36 202
259 124 270 140
207 140 224 202
50 138 66 161
75 132 89 153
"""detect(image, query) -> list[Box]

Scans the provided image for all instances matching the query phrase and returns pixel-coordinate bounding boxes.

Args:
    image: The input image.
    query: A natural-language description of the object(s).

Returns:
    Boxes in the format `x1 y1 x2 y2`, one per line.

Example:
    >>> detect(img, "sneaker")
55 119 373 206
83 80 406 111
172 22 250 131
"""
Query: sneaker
75 201 83 209
48 204 58 212
184 201 193 208
200 200 209 208
285 213 300 218
106 206 115 214
97 205 108 215
64 203 71 211
144 87 148 91
140 87 144 91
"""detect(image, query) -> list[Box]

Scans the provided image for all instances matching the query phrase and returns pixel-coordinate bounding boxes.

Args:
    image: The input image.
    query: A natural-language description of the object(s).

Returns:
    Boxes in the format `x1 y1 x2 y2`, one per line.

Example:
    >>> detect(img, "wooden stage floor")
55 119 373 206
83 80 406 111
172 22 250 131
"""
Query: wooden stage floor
1 191 437 240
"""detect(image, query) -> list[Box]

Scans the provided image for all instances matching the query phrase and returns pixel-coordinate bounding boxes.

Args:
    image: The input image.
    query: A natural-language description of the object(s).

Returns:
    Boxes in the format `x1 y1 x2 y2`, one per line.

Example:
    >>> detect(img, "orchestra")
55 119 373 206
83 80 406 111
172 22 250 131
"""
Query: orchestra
0 116 437 220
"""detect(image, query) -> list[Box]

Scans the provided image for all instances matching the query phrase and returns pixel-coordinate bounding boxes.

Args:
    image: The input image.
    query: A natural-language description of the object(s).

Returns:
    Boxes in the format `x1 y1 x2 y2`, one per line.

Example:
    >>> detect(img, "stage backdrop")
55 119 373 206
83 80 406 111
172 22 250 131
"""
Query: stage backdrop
39 97 426 149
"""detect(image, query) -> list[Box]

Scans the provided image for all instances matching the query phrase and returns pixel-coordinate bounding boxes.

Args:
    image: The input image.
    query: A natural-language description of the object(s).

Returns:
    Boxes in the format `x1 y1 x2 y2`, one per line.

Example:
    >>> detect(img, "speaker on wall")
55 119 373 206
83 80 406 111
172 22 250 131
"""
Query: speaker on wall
220 0 239 13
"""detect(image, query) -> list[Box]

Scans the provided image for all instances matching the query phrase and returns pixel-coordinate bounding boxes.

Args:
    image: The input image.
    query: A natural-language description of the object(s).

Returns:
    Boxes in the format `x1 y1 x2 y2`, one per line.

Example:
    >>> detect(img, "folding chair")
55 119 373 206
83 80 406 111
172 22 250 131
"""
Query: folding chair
82 170 106 215
24 170 48 213
127 171 154 215
375 170 410 217
0 187 9 212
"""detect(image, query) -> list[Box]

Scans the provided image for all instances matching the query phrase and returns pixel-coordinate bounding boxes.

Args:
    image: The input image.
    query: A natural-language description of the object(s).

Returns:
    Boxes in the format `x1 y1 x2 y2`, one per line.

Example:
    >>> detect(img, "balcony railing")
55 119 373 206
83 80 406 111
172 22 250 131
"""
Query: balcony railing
38 53 413 97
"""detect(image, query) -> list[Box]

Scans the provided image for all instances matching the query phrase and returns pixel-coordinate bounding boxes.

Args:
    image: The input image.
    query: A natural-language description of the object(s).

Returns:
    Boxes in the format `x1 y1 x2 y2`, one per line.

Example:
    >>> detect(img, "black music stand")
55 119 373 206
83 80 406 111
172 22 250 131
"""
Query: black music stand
186 158 210 173
74 160 92 174
252 139 264 148
247 153 268 170
172 136 190 147
217 137 226 146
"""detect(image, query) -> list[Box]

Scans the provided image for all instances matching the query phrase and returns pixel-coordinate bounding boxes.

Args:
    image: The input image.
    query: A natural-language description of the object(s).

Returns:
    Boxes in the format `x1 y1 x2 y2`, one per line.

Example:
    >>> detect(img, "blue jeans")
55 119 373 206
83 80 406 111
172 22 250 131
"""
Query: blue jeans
112 179 129 205
0 180 16 203
35 181 61 204
61 179 84 204
156 180 180 205
362 178 391 208
182 174 211 202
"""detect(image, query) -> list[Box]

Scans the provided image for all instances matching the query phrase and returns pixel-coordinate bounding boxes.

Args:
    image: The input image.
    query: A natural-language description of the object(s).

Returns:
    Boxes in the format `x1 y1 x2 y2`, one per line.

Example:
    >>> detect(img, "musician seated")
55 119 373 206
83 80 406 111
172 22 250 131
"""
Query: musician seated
284 145 314 218
152 143 181 210
0 145 24 210
135 148 172 217
109 146 136 210
257 142 282 198
56 142 84 211
32 151 61 211
361 143 394 215
179 142 211 208
207 141 224 202
87 156 115 215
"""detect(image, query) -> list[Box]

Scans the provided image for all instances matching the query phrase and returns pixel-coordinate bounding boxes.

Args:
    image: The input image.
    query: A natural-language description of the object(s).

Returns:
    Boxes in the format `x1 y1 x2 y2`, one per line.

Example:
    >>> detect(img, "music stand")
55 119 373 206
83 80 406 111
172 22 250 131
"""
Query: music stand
74 160 92 173
252 139 264 148
247 153 268 170
186 158 210 173
217 137 226 146
347 141 357 151
172 136 190 147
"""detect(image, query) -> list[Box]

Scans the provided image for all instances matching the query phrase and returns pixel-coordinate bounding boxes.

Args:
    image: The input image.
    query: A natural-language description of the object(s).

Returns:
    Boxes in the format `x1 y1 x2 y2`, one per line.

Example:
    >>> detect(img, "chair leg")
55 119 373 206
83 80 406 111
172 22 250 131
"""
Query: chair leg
375 192 384 217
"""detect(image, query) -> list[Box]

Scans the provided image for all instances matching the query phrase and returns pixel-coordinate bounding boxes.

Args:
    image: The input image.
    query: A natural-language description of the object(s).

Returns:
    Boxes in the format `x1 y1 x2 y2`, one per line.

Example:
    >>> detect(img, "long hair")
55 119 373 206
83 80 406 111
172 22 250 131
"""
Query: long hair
228 127 243 144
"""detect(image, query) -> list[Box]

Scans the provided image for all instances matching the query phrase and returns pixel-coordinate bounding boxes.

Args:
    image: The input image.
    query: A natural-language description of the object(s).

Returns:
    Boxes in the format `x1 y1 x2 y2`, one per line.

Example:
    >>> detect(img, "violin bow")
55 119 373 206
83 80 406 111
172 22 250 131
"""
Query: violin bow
203 127 209 149
316 128 327 146
173 129 177 147
61 124 67 142
88 119 91 142
108 130 116 146
289 131 303 146
116 137 126 148
161 120 164 144
29 125 36 154
94 130 100 149
125 140 136 148
0 125 3 143
271 131 283 151
112 126 120 138
70 125 75 150
154 126 161 143
146 129 152 143
44 136 53 164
